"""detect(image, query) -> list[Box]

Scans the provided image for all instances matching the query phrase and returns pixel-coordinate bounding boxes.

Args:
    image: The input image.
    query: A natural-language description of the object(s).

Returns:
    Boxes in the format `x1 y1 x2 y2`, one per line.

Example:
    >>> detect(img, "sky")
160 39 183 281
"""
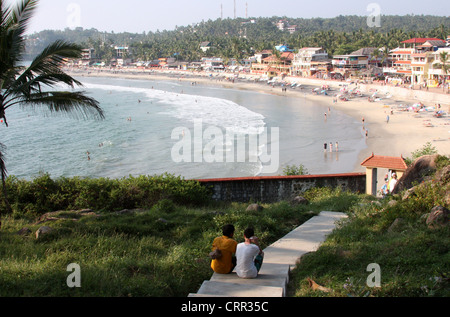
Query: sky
5 0 450 34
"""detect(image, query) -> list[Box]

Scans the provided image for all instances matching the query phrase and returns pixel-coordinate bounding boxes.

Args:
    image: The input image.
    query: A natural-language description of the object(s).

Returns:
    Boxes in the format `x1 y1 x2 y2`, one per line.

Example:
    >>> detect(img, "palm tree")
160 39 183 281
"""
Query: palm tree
437 51 449 92
0 0 104 227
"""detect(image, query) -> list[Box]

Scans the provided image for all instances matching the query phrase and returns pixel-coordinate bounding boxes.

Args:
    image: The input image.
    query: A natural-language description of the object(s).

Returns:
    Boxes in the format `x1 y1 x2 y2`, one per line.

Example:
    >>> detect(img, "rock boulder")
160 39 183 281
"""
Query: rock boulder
426 206 449 229
392 154 439 194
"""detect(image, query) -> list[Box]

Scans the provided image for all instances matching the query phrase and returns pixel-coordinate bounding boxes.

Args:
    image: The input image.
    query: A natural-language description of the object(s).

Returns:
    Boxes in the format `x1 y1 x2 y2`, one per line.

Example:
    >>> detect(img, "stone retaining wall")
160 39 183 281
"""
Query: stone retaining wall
197 173 366 203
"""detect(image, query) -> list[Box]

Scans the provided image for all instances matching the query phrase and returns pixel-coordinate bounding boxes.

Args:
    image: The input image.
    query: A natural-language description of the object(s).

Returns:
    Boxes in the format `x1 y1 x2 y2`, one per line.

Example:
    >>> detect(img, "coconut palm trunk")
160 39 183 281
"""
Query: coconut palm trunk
438 51 449 93
0 0 104 228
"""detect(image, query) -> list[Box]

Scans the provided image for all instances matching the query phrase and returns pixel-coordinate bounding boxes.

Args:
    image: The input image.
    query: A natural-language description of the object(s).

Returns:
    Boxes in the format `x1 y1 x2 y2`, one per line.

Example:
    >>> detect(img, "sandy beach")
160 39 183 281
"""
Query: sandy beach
66 67 450 176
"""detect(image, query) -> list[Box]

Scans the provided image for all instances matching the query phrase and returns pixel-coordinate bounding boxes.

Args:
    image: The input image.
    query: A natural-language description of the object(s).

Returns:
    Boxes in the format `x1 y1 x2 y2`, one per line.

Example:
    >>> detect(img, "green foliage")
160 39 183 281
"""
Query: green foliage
1 169 448 297
0 199 316 296
24 16 450 62
288 171 449 297
404 142 438 165
283 164 309 176
435 155 450 170
412 142 438 160
0 173 211 217
302 187 362 212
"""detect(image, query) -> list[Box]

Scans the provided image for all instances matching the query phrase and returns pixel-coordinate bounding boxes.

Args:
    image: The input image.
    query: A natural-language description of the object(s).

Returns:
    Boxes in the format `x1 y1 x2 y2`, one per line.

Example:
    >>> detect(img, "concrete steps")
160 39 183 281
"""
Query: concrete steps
188 211 347 297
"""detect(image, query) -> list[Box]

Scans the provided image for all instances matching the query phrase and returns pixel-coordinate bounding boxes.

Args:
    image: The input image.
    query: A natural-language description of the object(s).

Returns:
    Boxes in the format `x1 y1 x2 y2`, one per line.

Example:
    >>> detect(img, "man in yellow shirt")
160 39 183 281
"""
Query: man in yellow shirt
211 224 238 274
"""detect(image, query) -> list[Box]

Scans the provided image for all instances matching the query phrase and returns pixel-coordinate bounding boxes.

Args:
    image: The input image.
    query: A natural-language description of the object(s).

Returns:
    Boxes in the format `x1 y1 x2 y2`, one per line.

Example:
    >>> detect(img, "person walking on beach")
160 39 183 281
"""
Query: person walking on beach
235 227 264 279
211 224 237 274
386 115 390 123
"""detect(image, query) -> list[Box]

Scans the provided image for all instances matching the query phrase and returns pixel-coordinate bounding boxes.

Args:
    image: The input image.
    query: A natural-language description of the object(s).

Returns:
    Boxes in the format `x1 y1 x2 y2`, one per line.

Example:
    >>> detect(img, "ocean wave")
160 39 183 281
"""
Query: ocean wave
83 82 266 135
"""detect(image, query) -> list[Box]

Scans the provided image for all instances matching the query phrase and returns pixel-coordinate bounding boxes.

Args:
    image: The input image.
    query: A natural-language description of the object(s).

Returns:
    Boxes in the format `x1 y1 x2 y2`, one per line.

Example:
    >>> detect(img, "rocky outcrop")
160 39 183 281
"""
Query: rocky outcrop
35 226 53 239
392 155 439 194
34 209 99 224
291 196 309 205
246 203 264 212
426 206 449 229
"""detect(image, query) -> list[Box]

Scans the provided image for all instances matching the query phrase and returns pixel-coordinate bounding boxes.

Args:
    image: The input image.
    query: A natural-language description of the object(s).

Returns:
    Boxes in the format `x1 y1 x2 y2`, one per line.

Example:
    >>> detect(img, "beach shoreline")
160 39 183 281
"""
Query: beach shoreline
66 67 450 176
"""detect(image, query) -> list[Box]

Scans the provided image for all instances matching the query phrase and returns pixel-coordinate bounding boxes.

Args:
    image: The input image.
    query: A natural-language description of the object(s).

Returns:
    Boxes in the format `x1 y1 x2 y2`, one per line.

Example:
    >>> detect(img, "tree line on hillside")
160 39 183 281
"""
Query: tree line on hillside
24 15 450 62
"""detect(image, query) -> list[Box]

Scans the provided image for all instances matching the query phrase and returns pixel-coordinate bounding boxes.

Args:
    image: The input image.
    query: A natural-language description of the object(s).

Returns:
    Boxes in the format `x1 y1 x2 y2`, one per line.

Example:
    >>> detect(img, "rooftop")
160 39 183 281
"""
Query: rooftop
360 153 408 170
401 38 445 44
351 47 378 56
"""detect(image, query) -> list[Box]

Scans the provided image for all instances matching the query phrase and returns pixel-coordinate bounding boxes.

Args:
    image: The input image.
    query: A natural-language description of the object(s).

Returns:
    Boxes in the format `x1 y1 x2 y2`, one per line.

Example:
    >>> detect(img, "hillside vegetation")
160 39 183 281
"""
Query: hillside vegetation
0 153 448 297
25 15 449 61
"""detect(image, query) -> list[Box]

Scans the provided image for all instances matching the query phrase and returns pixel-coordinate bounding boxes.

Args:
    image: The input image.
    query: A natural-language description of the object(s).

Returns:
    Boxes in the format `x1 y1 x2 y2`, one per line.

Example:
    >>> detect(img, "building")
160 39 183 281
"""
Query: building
332 54 368 70
400 38 445 48
350 47 383 67
260 52 294 76
360 153 407 196
332 54 368 78
250 50 294 78
385 38 446 85
201 57 225 71
427 47 450 87
276 20 288 31
80 48 95 66
253 50 273 64
114 46 129 58
386 47 414 81
292 47 330 77
286 25 297 34
200 42 212 53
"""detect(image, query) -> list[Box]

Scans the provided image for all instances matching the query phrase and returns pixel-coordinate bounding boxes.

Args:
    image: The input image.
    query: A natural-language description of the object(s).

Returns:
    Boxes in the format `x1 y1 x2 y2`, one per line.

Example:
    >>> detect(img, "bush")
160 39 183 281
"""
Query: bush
404 142 438 165
0 173 212 216
283 164 309 176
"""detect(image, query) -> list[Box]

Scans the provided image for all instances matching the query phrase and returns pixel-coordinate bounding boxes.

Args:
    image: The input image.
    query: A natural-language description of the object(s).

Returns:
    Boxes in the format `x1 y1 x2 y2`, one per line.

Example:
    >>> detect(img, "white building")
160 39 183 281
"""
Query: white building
292 47 329 77
201 57 224 71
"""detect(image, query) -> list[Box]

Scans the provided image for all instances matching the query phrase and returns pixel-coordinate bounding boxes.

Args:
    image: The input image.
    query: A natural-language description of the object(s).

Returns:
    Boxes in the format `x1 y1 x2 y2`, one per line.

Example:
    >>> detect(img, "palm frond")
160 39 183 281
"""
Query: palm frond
4 0 38 57
8 69 84 100
28 40 83 74
23 90 105 120
10 40 84 93
0 0 38 87
0 0 13 28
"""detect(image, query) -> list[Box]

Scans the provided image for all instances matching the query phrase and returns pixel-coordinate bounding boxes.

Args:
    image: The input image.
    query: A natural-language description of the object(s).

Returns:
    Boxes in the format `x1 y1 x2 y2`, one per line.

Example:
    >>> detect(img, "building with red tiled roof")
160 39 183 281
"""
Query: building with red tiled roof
360 153 408 196
361 153 408 170
401 38 445 45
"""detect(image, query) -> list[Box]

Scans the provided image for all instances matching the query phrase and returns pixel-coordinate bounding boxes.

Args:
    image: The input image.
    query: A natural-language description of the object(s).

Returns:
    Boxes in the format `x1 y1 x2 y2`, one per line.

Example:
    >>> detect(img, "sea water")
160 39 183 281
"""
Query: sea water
0 76 366 180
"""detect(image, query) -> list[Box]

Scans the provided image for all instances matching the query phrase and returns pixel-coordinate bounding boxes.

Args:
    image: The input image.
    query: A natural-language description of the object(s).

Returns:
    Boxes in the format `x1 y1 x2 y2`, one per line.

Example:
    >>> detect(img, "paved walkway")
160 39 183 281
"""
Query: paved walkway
188 211 348 297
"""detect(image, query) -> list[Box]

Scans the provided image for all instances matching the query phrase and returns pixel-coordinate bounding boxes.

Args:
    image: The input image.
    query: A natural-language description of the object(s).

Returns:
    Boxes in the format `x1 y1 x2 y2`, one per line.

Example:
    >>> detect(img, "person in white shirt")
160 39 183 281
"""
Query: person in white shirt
389 173 398 193
235 228 264 279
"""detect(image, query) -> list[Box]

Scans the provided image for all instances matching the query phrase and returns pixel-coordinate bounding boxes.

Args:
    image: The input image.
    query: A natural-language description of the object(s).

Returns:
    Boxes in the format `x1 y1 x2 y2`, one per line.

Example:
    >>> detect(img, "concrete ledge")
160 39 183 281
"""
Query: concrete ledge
189 211 347 297
210 263 290 295
263 211 348 268
192 280 284 297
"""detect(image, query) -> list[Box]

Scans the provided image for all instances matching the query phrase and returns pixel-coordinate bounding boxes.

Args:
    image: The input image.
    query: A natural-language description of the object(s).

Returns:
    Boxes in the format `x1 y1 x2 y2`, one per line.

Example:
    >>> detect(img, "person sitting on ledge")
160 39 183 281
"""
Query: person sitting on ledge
211 224 237 274
235 227 264 279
